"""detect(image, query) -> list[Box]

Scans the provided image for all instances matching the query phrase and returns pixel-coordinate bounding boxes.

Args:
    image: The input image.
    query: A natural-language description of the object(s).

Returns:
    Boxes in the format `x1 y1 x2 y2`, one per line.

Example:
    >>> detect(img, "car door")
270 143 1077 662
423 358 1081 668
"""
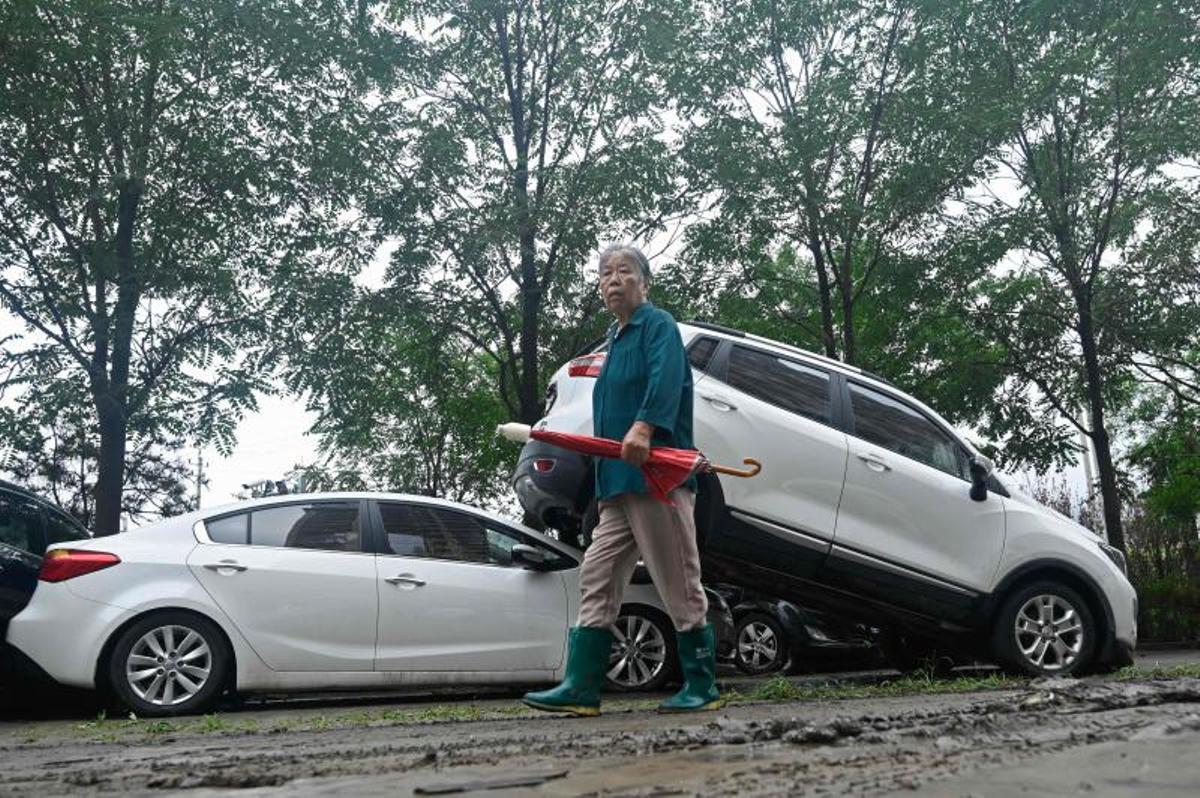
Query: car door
694 343 850 579
826 380 1006 621
187 500 378 671
371 500 570 672
0 491 44 628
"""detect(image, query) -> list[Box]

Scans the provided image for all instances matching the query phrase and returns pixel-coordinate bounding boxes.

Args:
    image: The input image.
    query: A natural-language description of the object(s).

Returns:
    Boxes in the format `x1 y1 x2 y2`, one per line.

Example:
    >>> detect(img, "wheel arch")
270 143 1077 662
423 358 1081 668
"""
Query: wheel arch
986 559 1116 664
94 606 239 695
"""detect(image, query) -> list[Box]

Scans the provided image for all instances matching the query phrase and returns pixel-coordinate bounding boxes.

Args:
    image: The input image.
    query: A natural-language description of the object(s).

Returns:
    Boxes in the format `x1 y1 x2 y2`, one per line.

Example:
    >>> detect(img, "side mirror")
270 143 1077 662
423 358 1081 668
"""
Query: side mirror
511 543 551 570
969 455 994 502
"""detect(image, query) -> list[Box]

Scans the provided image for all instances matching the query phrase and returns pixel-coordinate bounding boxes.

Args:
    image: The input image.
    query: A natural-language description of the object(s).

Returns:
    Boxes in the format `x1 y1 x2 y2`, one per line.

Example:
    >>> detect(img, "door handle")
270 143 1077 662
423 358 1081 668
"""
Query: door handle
203 560 248 572
700 394 737 412
385 574 427 587
856 453 892 472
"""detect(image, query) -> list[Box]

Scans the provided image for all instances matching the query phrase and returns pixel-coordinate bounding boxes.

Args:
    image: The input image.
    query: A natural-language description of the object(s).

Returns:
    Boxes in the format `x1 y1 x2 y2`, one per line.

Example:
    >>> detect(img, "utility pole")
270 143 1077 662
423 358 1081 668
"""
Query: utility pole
195 450 204 511
1079 430 1106 541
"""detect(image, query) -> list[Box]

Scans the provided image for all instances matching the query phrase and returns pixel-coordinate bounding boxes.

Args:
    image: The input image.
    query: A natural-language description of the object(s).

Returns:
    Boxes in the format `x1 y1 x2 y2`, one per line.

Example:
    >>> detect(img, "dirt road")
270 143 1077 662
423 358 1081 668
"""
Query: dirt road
2 652 1199 796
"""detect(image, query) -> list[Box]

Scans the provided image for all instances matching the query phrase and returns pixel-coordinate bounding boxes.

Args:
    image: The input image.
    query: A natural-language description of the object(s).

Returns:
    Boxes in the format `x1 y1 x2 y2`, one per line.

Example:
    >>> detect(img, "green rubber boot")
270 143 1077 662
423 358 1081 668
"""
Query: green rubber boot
523 626 613 717
659 624 723 713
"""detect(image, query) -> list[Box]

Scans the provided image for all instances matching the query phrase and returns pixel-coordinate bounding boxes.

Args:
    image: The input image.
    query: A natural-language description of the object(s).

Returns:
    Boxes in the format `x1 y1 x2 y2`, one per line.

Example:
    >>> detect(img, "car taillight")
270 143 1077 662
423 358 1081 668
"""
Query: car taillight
534 458 556 473
39 549 120 582
568 353 606 378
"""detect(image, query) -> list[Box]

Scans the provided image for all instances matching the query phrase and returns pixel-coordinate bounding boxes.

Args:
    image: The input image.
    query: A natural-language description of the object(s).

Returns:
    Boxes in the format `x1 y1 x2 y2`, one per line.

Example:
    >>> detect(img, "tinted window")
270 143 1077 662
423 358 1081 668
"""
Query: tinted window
687 337 719 373
726 346 831 423
43 511 88 545
250 503 361 552
207 513 248 545
849 383 966 478
379 503 501 565
0 493 42 555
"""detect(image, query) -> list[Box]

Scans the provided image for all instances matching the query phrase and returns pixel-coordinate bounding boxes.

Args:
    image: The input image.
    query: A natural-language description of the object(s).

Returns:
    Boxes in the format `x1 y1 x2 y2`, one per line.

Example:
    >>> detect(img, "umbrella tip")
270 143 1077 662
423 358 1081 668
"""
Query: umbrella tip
496 422 532 443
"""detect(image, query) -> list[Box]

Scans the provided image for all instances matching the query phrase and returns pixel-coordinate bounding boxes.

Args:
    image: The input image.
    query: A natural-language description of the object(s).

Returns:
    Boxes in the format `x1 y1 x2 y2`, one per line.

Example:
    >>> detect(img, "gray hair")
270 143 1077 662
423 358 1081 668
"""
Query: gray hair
597 244 651 284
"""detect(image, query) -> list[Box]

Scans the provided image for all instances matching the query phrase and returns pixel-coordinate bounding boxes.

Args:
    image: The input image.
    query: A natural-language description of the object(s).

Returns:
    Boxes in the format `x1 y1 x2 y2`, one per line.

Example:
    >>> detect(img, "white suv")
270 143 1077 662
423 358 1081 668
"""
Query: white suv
513 321 1137 676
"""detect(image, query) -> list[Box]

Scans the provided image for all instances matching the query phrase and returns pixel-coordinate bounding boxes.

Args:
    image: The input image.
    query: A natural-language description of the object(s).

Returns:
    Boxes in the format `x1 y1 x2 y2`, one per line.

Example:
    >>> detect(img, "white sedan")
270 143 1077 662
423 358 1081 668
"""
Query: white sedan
6 493 716 717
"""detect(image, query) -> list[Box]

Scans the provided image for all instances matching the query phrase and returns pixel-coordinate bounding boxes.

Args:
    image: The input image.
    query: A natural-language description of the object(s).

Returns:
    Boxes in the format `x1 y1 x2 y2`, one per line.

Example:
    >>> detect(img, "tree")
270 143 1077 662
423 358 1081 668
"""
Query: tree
367 0 693 426
287 284 512 505
0 378 194 527
945 0 1200 550
0 1 372 533
678 0 1002 366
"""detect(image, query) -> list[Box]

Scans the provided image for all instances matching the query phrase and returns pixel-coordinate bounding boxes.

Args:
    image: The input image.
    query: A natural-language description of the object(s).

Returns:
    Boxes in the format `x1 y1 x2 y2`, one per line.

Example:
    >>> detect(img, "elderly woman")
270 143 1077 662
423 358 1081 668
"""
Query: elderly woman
523 245 721 716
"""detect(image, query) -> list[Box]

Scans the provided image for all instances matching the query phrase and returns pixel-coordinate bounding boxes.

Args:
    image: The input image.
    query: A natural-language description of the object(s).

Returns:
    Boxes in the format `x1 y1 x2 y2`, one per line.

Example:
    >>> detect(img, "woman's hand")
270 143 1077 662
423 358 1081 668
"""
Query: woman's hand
621 421 654 467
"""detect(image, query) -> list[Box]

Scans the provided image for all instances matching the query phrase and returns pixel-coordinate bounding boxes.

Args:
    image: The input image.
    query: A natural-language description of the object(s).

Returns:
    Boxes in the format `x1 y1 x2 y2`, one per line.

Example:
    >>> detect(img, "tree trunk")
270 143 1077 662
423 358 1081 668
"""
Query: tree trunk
805 233 838 359
1076 292 1126 551
91 177 143 536
92 395 127 536
838 262 857 365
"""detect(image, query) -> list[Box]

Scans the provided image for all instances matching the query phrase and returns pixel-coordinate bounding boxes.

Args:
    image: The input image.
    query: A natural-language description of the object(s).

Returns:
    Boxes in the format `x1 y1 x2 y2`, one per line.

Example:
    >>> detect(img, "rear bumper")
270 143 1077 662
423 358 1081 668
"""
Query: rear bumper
513 440 590 525
6 583 128 689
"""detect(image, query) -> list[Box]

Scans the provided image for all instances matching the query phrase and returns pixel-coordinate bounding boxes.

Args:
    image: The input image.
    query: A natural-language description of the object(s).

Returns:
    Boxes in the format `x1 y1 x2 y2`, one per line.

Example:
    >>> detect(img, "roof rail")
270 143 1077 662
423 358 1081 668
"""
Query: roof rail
682 321 907 391
682 320 746 338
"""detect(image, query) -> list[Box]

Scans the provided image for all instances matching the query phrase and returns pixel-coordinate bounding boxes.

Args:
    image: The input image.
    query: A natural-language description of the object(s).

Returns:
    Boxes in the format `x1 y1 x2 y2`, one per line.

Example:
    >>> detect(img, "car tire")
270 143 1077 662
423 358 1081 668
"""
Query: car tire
606 607 678 693
107 611 231 718
734 612 787 675
991 581 1096 677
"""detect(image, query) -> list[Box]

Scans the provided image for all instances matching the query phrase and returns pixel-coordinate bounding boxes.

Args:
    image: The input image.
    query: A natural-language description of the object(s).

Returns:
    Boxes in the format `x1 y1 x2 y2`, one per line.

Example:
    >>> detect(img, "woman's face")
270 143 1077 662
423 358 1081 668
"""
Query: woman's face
598 252 647 320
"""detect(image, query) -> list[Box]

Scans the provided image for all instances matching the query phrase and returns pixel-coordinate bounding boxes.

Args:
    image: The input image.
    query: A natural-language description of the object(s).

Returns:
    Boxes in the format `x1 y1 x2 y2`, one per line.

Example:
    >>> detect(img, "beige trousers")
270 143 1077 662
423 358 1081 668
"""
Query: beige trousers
577 488 709 631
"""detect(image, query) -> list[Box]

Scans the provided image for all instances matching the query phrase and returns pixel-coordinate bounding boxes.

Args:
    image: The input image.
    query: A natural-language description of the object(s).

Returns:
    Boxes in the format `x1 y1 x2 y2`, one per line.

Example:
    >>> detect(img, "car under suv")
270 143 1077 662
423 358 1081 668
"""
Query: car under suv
513 321 1137 677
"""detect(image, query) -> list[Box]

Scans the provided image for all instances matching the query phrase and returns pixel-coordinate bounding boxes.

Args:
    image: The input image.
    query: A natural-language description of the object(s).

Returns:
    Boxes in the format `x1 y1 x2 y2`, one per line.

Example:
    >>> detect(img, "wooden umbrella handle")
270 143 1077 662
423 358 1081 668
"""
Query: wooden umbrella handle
707 458 762 478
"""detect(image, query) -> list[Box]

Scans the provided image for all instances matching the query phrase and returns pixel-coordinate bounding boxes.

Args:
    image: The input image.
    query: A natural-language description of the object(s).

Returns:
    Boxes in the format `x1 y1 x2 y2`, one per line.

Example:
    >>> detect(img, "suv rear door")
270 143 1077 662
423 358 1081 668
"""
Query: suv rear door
827 380 1005 621
694 342 849 580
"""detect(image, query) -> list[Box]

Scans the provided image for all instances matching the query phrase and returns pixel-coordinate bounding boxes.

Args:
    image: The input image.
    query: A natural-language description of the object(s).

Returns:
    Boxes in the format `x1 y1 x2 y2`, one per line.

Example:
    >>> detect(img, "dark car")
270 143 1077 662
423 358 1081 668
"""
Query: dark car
1 481 90 644
711 584 880 675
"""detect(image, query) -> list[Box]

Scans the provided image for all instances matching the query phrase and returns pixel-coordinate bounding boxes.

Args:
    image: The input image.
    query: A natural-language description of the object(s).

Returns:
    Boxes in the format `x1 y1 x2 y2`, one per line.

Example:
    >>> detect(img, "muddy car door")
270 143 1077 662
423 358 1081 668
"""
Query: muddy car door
695 342 850 584
825 380 1005 622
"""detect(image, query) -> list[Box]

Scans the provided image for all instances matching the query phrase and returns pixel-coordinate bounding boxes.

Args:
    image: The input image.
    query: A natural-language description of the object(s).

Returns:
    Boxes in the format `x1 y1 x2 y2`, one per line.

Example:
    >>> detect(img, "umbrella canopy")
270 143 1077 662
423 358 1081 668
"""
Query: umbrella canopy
498 423 761 505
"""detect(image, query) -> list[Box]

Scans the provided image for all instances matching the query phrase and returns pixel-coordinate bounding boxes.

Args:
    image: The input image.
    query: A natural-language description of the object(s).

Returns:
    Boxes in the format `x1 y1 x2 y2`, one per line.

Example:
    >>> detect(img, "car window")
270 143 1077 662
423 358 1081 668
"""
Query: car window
378 503 512 565
43 510 88 545
250 503 362 552
0 493 43 555
726 345 831 424
686 336 719 374
206 513 249 544
848 382 967 479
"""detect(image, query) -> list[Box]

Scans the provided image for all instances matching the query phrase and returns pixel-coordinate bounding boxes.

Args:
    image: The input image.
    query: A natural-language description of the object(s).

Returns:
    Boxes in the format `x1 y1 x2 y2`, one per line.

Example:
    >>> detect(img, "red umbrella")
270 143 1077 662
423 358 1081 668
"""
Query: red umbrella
498 423 761 505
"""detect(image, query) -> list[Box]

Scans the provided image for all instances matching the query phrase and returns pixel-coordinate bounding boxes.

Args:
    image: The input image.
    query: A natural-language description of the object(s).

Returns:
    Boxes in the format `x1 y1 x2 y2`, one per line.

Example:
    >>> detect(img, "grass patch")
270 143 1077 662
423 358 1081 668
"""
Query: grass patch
1114 662 1200 680
728 671 1026 705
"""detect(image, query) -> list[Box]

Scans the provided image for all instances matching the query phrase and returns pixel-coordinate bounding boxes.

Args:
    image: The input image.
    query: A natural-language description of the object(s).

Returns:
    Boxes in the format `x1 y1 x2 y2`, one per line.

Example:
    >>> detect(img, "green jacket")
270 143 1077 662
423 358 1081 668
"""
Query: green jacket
592 301 695 500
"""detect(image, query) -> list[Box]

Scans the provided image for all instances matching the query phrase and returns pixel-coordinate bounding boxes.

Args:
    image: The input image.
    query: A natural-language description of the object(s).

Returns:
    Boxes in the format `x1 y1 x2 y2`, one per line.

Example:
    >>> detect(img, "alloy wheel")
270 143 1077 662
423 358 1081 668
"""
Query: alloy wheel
1013 594 1084 672
737 620 781 671
608 614 667 689
125 624 213 706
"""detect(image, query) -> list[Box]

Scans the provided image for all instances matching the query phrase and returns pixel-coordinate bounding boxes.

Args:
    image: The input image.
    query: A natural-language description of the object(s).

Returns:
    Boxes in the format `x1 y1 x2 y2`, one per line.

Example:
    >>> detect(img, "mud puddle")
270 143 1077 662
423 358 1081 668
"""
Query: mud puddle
1 677 1198 796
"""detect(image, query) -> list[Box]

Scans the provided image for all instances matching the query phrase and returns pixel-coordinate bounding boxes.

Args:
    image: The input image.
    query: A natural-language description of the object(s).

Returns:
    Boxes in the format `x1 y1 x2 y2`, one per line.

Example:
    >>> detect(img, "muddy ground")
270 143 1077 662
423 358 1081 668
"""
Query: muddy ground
2 652 1198 796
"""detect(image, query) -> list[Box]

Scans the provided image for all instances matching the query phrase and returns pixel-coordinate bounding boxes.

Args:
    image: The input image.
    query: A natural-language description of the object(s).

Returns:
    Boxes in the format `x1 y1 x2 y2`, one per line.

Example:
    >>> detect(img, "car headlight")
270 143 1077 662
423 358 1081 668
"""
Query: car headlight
1097 540 1127 575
